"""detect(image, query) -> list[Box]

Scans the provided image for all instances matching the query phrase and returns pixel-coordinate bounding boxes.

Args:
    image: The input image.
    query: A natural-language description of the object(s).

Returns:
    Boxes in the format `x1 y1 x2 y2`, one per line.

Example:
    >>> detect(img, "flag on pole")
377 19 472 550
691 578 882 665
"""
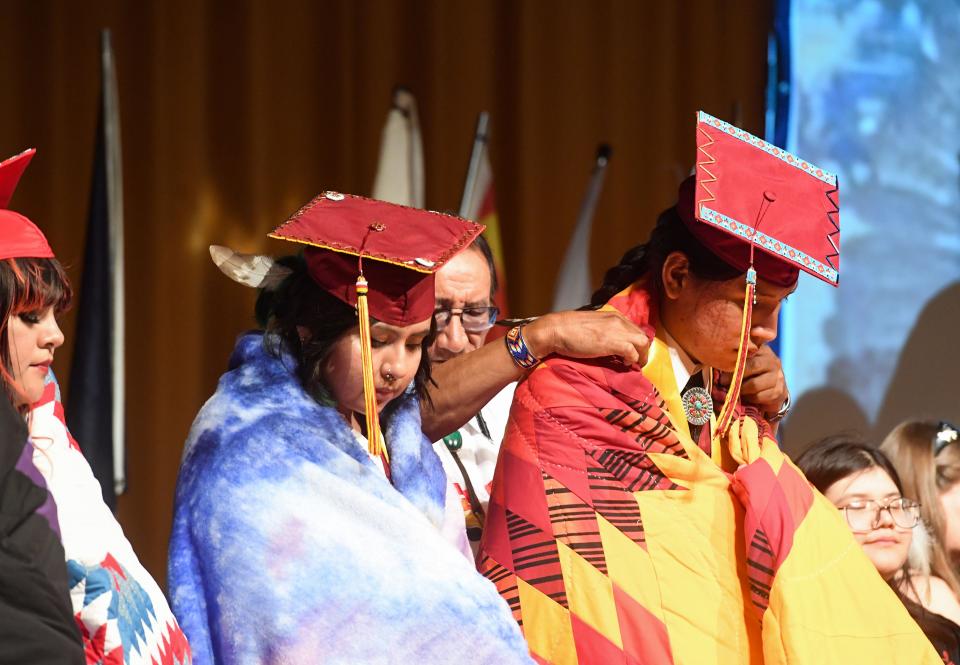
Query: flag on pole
67 29 125 510
551 144 611 311
460 112 509 316
371 86 425 208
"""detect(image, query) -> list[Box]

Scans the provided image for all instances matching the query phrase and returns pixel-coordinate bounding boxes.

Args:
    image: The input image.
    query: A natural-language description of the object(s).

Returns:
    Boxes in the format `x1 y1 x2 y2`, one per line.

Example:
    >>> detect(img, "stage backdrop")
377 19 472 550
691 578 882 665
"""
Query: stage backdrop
0 0 772 587
780 0 960 455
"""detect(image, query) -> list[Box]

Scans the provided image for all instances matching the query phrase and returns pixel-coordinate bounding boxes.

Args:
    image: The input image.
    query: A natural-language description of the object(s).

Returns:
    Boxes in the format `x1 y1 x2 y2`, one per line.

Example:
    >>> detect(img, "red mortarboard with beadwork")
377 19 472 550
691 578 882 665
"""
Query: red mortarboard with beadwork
677 112 841 439
0 149 55 261
267 191 484 461
680 111 840 287
269 192 484 327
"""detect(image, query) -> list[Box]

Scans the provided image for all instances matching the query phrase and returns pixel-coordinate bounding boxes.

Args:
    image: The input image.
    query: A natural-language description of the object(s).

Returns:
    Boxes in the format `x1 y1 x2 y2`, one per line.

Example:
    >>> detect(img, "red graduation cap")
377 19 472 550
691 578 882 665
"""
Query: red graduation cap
677 112 841 439
269 191 484 461
679 111 840 287
0 149 55 261
270 192 483 327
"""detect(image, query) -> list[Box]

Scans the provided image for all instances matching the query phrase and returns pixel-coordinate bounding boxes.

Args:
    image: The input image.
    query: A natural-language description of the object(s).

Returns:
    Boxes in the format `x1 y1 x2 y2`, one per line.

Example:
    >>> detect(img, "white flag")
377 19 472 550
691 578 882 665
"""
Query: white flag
552 145 611 312
371 86 424 208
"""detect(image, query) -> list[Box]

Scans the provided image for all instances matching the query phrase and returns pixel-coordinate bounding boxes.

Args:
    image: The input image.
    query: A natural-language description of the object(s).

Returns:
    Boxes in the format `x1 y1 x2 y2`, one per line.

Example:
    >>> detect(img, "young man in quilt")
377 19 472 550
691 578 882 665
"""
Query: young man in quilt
476 112 942 664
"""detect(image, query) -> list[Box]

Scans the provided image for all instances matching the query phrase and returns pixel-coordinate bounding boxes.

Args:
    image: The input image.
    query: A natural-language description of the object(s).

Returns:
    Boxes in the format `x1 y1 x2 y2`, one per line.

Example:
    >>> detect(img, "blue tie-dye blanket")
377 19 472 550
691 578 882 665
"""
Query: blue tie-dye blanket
167 332 531 664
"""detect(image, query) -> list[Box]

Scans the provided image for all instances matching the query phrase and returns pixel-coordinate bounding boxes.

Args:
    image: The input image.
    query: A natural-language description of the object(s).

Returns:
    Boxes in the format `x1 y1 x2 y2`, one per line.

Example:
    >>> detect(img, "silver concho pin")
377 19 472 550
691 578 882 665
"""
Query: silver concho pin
682 386 713 426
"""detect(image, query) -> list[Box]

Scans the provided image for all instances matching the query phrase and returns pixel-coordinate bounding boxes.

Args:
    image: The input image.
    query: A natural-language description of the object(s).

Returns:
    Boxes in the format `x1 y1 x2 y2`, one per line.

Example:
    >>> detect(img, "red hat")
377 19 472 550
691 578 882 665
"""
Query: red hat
0 149 55 261
269 192 484 326
678 111 840 288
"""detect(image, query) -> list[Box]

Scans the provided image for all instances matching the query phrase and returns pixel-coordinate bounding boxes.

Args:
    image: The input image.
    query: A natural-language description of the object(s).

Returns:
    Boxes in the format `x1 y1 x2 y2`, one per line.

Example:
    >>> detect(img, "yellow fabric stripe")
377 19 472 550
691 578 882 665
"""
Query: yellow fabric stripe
596 513 666 623
557 540 623 650
517 577 579 665
634 485 762 663
764 491 942 664
643 336 693 446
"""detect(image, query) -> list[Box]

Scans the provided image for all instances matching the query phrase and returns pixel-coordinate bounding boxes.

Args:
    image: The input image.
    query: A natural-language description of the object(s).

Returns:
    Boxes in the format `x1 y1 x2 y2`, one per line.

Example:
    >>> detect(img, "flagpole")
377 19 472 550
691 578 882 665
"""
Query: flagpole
459 111 489 219
101 29 126 496
551 143 611 312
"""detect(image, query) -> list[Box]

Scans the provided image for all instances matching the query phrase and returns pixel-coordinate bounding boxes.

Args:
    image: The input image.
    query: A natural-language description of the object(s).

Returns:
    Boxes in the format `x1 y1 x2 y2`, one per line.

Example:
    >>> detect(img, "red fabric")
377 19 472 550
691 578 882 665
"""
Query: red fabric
570 614 636 664
678 176 798 287
0 149 34 208
271 192 484 326
612 584 674 664
728 444 815 617
271 192 483 269
678 112 841 287
0 149 55 261
305 248 435 326
477 285 687 659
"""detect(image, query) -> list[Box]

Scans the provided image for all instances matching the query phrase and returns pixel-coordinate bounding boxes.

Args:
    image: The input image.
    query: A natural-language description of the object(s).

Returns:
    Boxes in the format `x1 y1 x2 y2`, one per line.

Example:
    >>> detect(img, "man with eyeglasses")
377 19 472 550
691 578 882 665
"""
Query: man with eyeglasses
424 235 653 556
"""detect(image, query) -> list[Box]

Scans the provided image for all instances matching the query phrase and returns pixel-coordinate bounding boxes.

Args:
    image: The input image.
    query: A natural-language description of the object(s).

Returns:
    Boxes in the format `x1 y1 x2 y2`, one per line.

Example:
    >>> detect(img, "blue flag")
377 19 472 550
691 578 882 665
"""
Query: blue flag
67 29 125 510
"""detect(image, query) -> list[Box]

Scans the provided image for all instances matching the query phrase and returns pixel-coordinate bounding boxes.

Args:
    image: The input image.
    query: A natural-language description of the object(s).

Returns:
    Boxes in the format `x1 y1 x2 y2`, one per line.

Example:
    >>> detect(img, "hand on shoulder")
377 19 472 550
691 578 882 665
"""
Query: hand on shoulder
524 310 650 369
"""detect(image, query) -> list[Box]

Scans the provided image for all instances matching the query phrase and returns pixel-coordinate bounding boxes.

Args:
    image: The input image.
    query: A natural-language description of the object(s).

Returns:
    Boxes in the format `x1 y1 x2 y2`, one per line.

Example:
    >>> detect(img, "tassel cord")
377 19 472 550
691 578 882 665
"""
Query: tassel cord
356 276 388 462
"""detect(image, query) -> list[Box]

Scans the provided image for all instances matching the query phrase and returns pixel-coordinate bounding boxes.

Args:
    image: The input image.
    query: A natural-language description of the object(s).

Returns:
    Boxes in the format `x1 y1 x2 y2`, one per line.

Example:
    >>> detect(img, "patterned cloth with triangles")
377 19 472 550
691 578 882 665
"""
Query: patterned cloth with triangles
476 280 940 664
31 374 191 665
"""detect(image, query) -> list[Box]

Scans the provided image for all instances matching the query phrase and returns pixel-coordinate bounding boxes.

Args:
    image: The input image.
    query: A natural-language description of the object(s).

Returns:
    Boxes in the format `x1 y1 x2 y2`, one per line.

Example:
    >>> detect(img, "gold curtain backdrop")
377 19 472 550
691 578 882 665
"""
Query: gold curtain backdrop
0 0 772 586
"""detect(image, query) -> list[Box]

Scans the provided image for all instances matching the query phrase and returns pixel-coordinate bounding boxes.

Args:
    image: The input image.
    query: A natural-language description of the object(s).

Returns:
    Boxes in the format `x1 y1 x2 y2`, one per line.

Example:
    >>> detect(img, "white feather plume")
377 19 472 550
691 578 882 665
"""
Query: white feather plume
209 245 292 290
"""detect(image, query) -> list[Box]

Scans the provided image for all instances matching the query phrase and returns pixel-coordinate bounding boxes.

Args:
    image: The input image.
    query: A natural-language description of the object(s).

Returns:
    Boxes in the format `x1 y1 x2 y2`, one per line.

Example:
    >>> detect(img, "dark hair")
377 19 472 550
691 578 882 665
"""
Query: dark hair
796 434 959 652
882 420 960 598
795 433 905 495
469 233 499 302
255 254 434 412
0 257 73 409
589 205 741 307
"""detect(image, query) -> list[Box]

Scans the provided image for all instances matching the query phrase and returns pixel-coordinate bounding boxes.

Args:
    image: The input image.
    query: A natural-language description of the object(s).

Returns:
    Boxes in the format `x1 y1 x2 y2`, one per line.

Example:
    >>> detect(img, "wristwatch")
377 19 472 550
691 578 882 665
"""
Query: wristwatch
766 392 791 423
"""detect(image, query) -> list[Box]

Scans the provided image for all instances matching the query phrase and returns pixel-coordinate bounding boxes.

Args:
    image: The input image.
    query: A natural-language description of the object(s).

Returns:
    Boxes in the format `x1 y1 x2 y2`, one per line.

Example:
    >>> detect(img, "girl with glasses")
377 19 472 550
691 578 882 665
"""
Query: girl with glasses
797 436 960 663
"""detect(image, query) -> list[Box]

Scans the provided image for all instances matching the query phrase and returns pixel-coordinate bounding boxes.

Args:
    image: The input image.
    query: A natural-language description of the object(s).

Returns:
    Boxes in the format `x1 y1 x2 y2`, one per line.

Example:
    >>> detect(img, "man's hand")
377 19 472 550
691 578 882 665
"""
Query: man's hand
720 345 788 417
423 309 650 440
523 310 650 369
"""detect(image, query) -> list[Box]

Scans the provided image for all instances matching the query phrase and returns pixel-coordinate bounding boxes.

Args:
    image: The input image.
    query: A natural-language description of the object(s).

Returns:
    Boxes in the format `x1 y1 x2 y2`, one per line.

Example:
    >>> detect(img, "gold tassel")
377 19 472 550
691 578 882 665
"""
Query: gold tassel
713 269 756 440
356 275 388 461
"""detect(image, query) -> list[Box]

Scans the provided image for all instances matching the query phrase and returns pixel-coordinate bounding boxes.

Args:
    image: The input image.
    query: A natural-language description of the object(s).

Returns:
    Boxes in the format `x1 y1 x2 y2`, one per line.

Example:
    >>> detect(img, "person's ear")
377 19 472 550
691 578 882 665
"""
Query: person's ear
661 252 691 301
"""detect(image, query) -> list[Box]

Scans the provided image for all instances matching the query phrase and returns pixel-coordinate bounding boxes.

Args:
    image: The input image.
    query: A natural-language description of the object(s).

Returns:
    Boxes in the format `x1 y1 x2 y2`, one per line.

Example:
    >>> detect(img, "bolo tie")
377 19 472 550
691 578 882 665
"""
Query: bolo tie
681 370 714 453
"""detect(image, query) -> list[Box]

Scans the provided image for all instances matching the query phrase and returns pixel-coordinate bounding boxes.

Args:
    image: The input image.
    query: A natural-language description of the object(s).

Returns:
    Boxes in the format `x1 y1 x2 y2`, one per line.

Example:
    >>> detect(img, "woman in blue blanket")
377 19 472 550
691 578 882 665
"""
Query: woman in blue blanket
168 193 531 664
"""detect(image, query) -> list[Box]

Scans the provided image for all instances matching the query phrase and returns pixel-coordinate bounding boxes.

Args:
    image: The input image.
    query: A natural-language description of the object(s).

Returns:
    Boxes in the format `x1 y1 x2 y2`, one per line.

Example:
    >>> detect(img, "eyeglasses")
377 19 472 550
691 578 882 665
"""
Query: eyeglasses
934 421 958 456
433 306 499 333
840 497 921 533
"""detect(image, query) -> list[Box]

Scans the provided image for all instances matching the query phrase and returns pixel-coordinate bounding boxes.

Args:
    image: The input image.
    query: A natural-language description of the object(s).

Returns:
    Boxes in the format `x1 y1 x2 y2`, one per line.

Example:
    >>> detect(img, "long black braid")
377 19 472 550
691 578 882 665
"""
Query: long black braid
588 205 742 307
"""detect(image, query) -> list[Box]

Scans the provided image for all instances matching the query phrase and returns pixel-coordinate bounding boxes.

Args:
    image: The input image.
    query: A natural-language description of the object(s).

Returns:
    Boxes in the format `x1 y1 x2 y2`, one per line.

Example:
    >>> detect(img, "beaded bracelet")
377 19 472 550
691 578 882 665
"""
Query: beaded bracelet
505 325 540 369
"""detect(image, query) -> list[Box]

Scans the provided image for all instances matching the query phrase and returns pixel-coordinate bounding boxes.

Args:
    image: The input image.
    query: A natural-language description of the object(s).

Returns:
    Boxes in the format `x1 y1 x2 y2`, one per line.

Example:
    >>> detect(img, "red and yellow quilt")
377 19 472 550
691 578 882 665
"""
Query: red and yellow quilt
477 282 939 664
